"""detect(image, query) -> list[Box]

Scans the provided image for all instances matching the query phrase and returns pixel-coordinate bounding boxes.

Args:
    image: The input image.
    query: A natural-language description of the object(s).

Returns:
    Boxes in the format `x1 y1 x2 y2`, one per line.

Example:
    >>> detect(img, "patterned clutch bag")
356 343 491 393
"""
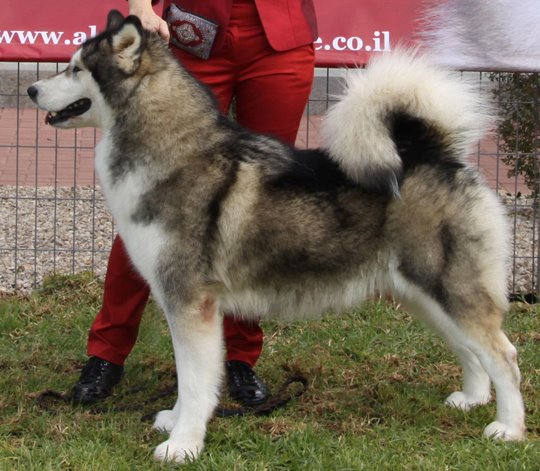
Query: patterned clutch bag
164 3 219 60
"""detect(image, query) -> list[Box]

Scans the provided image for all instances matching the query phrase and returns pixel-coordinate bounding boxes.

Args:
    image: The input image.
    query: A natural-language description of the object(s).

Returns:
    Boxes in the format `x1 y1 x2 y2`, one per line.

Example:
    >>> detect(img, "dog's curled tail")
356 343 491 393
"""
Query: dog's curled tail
321 49 492 196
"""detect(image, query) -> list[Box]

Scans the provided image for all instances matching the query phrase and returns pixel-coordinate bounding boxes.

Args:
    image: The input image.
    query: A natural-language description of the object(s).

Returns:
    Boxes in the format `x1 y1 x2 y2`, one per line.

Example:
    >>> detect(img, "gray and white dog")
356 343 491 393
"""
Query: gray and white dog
28 10 525 463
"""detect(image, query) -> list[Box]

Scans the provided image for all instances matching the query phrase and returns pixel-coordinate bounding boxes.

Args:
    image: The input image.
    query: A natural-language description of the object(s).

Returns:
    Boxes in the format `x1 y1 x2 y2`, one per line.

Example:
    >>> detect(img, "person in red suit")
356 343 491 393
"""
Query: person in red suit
72 0 317 406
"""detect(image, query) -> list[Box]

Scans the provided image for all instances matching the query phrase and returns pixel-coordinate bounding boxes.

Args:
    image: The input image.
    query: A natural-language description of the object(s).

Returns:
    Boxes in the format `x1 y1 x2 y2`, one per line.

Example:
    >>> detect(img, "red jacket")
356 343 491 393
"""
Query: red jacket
164 0 318 52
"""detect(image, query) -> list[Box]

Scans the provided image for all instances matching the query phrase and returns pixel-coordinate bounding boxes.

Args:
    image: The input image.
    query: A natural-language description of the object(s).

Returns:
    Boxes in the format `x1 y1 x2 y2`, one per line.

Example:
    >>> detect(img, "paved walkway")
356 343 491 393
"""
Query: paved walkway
0 107 528 194
0 107 98 186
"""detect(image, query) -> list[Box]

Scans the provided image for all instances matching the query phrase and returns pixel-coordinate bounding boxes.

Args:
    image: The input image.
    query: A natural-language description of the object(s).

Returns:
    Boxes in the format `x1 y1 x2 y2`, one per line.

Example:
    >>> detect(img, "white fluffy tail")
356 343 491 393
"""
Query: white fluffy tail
322 50 492 195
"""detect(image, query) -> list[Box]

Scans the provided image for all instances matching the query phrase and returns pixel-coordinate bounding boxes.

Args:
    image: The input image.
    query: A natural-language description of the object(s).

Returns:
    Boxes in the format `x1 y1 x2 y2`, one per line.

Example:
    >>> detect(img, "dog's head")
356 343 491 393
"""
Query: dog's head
27 10 160 128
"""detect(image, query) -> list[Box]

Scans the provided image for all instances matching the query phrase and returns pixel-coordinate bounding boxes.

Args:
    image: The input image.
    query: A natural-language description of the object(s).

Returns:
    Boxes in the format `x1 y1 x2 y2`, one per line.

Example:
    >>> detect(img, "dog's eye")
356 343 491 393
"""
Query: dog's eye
72 65 82 73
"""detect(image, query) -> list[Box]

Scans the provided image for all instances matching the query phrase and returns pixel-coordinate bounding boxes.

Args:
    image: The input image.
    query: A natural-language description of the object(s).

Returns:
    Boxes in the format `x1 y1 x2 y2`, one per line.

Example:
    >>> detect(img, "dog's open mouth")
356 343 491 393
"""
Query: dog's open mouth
45 98 91 125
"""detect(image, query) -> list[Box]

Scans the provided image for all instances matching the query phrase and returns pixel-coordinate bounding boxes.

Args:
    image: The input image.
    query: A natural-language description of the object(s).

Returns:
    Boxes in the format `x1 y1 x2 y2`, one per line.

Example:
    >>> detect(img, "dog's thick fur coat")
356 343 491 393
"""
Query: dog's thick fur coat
28 11 526 463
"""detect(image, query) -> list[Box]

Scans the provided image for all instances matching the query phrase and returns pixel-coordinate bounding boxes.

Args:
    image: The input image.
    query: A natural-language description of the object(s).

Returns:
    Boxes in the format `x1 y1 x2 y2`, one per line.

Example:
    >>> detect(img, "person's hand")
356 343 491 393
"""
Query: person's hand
128 0 170 41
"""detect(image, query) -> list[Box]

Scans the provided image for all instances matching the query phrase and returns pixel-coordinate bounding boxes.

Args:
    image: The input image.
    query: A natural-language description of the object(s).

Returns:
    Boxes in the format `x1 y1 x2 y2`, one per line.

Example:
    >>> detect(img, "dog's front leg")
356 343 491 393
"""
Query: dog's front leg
153 296 224 463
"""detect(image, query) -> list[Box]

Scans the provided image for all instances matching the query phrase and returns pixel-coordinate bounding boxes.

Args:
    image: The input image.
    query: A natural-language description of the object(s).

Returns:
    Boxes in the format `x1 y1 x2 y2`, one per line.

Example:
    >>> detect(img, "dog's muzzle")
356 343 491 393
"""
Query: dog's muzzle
27 85 92 125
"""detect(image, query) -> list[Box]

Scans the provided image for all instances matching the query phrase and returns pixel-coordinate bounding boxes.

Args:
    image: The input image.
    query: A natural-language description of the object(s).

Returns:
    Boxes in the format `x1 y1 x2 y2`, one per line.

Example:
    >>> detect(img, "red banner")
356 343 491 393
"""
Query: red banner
0 0 421 66
1 1 539 70
0 1 132 62
313 0 422 66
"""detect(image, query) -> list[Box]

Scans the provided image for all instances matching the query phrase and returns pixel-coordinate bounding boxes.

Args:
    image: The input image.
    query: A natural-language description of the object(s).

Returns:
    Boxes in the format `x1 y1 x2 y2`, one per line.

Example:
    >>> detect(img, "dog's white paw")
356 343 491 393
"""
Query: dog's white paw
483 421 525 441
152 409 178 433
445 391 491 411
154 438 203 463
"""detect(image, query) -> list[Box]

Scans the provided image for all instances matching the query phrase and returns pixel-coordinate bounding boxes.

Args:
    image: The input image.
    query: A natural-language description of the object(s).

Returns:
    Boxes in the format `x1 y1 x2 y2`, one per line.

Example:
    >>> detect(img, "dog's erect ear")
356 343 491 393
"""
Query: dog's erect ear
106 10 125 31
111 16 144 74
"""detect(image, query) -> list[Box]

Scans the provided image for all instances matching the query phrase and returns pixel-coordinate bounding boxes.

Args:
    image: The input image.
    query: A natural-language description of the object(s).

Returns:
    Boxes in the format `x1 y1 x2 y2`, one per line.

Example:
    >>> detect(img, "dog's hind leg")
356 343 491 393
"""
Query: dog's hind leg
443 341 492 410
153 295 224 463
444 312 525 440
461 325 525 440
437 321 524 440
392 275 525 440
392 280 490 406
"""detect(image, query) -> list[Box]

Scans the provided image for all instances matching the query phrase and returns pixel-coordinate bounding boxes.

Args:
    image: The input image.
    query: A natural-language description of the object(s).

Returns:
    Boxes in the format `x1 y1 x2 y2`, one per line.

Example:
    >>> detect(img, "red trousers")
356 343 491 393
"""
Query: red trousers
87 0 315 367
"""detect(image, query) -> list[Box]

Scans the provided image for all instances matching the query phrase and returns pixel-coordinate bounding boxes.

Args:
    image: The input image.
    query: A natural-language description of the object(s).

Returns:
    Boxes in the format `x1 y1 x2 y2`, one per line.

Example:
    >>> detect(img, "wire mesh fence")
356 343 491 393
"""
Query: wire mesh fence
1 63 538 299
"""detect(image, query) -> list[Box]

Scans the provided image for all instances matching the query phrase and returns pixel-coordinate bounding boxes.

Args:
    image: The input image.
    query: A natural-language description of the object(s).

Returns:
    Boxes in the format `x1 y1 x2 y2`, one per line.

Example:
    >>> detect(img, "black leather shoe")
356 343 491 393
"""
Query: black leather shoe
71 356 124 404
226 360 269 406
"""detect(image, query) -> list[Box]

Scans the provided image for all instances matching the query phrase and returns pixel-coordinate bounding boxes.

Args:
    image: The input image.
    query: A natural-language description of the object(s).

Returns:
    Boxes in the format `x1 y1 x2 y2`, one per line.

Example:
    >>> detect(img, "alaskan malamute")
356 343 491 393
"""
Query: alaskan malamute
28 10 525 463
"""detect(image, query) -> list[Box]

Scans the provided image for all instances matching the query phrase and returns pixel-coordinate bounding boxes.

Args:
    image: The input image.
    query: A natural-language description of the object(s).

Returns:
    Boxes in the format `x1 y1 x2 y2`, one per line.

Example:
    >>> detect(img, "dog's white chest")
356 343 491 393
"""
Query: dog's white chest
94 136 164 283
95 135 139 220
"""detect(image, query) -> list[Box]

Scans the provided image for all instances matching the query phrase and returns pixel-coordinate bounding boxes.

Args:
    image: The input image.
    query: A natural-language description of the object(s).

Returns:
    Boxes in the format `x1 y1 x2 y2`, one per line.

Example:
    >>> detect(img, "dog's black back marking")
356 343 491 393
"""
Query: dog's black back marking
269 148 355 193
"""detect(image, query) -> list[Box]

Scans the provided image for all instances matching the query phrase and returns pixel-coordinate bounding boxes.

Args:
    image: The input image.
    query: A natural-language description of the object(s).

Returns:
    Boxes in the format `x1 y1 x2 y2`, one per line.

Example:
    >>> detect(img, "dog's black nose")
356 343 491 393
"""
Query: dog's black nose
27 85 38 100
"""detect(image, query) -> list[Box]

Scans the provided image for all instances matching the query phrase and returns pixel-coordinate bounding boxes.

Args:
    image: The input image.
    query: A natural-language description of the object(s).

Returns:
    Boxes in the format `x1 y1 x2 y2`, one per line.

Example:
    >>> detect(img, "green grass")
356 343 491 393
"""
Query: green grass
1 273 539 470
